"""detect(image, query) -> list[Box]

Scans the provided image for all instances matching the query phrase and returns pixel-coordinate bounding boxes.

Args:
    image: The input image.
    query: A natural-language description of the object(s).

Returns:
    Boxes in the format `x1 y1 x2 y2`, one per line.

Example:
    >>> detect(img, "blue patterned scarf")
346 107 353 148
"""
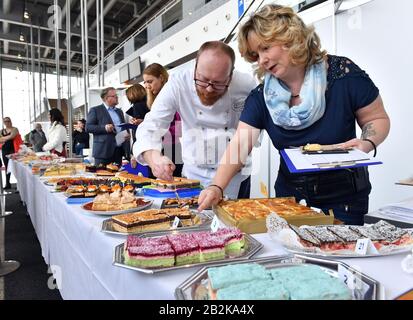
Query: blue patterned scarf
263 61 327 130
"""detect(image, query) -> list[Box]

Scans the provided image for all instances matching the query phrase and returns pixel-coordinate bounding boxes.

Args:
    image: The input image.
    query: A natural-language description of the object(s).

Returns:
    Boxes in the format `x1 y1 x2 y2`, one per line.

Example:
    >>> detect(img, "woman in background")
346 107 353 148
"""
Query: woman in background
126 83 154 178
0 117 20 188
142 63 183 177
72 119 90 156
126 83 149 143
43 109 68 157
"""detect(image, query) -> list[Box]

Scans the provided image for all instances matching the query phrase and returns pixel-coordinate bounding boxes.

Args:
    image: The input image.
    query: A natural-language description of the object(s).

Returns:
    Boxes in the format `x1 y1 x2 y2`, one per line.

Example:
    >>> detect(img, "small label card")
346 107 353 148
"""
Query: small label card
211 215 220 232
337 265 367 294
355 238 378 255
171 216 180 229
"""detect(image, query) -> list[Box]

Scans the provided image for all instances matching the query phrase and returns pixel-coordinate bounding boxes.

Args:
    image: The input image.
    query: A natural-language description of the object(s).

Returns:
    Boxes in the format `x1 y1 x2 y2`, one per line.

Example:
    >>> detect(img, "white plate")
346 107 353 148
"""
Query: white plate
282 243 413 258
81 199 153 216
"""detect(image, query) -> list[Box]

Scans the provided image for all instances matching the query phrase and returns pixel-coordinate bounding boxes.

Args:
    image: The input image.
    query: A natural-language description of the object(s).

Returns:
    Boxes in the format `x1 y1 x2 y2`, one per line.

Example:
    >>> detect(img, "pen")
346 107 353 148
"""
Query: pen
315 160 356 168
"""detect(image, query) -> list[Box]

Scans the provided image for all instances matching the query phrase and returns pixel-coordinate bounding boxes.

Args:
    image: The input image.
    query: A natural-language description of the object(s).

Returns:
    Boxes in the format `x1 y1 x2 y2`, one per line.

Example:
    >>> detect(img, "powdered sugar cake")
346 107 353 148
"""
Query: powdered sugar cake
286 220 413 255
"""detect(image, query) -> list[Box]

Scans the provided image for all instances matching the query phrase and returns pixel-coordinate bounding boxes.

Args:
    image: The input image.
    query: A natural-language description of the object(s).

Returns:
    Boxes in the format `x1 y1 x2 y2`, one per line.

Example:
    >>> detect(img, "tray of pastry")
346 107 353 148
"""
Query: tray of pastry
300 143 352 154
151 177 201 189
161 196 199 209
63 183 135 198
101 207 213 236
112 227 263 274
277 220 413 258
213 197 334 234
80 192 153 216
116 171 154 186
174 254 381 300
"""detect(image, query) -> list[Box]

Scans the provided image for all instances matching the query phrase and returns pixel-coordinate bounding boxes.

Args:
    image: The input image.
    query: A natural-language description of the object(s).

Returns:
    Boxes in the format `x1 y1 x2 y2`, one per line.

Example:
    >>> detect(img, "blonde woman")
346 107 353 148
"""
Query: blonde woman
142 63 183 177
0 117 20 188
198 4 390 225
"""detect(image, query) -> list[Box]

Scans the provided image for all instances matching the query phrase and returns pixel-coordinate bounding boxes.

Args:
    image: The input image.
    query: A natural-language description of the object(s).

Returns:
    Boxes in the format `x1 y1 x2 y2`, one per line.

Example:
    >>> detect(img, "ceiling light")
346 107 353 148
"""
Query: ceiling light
19 33 25 42
18 53 22 58
24 9 30 19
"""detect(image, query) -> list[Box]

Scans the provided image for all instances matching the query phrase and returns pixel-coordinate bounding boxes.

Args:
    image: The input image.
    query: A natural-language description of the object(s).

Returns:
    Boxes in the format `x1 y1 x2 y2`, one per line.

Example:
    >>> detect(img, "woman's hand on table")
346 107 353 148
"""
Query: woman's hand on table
197 187 222 211
342 138 375 153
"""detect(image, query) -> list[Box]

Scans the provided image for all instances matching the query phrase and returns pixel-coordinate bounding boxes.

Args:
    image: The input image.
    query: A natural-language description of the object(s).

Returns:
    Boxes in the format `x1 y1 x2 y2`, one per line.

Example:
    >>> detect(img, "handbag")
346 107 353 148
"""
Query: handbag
13 133 23 152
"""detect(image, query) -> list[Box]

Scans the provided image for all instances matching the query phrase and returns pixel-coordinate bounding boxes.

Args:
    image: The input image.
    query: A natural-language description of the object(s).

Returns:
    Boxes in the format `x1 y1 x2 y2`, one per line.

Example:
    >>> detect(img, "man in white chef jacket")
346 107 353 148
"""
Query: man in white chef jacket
133 41 257 199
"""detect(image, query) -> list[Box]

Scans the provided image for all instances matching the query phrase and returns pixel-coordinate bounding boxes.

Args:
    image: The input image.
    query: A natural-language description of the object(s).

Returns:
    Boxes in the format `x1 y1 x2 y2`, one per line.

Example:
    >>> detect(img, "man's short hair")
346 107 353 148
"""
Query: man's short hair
100 87 116 99
195 41 236 70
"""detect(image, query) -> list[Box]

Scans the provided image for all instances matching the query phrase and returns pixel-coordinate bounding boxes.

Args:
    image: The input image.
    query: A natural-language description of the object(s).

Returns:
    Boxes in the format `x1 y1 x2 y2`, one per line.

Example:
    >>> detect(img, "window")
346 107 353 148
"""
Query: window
119 64 129 83
162 1 182 32
128 57 141 80
134 30 148 51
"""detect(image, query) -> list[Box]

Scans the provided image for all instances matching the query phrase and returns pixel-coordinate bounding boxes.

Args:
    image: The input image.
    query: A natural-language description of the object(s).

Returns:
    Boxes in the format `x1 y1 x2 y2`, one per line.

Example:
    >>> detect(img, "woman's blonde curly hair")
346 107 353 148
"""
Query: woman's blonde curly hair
238 4 327 80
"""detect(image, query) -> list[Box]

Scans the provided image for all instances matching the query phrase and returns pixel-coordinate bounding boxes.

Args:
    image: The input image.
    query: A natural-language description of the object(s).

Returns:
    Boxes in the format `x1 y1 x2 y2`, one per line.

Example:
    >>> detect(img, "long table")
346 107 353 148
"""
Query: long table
8 160 413 300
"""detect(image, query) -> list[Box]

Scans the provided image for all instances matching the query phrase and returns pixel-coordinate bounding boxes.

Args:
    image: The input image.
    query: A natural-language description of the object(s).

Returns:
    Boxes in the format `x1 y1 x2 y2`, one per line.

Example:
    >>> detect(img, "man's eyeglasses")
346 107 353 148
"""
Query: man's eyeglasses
194 78 229 91
106 95 118 98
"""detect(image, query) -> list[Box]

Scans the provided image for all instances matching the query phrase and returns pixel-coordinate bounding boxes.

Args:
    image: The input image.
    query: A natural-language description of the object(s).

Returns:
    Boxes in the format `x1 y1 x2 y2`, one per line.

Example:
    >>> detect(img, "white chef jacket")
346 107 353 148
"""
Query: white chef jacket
133 68 257 198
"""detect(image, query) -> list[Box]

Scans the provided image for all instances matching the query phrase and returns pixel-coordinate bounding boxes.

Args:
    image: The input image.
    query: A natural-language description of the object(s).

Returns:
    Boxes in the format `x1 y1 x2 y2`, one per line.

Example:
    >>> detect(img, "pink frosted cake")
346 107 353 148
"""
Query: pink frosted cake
192 232 226 262
214 227 245 255
123 228 246 269
167 233 200 265
124 236 175 268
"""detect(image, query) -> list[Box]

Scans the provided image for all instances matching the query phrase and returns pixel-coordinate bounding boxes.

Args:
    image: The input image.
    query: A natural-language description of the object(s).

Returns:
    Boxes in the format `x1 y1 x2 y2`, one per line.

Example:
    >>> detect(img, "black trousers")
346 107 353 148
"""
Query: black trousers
275 167 371 225
95 146 125 167
237 176 251 199
2 151 12 186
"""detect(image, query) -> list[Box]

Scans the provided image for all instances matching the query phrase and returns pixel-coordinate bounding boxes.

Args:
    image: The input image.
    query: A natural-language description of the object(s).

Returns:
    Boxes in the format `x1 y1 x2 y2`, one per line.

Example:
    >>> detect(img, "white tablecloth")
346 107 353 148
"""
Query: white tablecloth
9 160 413 300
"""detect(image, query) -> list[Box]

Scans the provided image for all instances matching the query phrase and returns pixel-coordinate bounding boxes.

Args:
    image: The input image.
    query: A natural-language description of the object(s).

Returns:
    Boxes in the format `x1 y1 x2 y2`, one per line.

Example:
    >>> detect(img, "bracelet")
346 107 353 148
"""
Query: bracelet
208 184 224 199
362 139 377 157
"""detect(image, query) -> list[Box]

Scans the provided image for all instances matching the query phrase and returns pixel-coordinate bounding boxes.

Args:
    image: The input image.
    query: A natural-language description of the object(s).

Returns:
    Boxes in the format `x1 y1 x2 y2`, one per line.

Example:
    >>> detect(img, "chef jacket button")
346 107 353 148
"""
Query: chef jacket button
199 111 202 115
225 127 228 131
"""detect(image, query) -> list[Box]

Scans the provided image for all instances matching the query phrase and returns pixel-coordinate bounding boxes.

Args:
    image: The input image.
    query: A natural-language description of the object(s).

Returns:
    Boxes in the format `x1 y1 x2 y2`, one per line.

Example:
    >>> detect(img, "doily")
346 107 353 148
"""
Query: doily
401 249 413 274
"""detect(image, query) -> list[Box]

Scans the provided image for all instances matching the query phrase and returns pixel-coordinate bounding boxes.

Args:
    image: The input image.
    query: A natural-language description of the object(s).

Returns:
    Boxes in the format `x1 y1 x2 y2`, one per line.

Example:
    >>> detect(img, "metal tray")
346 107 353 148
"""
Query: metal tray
101 210 213 236
283 243 413 259
161 197 199 209
175 254 382 300
80 199 153 216
113 231 263 274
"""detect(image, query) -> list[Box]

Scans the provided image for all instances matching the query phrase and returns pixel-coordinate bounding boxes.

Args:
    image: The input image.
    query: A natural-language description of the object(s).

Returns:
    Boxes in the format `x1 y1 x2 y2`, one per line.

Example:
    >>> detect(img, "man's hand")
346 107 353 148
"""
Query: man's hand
152 156 175 181
124 133 131 141
130 157 137 169
144 150 175 181
197 187 222 211
129 118 143 125
105 124 115 133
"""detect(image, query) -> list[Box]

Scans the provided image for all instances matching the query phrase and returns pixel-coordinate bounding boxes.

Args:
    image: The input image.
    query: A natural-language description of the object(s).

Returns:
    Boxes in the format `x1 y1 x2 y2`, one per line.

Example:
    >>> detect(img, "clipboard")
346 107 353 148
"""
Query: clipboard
280 148 382 173
118 123 137 131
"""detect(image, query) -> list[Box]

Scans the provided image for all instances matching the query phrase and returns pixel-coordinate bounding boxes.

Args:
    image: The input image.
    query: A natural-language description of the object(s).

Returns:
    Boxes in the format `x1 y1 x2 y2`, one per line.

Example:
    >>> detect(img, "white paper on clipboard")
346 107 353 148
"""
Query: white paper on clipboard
282 148 382 172
115 130 129 146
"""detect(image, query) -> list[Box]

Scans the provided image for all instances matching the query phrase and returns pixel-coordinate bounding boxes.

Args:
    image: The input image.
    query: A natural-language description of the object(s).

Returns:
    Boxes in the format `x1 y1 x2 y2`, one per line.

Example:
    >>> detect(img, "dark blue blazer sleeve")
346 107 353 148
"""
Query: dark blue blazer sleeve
86 105 110 134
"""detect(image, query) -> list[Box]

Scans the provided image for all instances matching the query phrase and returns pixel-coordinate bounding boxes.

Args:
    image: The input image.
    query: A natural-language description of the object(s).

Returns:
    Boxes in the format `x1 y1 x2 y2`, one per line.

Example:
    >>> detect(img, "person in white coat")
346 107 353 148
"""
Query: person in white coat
133 41 257 199
43 108 68 157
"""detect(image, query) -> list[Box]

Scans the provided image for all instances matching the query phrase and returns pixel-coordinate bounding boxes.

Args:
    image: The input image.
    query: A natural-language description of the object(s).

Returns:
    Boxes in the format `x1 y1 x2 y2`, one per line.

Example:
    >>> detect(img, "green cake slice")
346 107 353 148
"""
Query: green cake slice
217 280 289 300
208 263 270 290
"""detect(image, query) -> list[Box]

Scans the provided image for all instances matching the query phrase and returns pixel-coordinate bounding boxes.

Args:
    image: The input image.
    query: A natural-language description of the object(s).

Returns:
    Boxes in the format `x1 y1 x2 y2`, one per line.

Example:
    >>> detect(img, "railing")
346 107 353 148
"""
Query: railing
89 0 230 77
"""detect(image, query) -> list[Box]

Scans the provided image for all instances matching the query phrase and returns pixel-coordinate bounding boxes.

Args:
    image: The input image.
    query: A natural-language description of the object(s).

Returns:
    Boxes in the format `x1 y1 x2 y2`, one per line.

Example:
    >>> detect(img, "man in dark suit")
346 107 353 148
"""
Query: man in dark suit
86 87 130 166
